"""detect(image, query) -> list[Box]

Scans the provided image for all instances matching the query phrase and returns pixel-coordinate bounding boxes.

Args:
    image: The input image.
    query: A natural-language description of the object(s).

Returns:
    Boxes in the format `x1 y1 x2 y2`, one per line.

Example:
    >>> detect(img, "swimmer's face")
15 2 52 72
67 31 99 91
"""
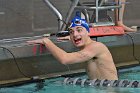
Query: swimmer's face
69 26 89 48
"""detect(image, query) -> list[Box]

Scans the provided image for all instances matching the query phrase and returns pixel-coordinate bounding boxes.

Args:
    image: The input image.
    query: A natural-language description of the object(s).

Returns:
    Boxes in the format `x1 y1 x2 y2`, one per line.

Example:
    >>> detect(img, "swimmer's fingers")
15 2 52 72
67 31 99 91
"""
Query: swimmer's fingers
26 39 44 45
57 36 70 41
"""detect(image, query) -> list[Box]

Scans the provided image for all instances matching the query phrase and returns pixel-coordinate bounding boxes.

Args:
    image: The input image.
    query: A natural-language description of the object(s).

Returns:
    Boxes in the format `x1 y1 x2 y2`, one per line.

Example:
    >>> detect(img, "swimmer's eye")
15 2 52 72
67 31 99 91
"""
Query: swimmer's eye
76 28 83 32
68 28 74 34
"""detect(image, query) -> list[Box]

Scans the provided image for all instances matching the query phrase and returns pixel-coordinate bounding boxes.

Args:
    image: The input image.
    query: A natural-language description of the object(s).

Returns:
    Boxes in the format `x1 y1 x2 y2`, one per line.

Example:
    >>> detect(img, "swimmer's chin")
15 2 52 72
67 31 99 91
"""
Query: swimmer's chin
74 43 84 48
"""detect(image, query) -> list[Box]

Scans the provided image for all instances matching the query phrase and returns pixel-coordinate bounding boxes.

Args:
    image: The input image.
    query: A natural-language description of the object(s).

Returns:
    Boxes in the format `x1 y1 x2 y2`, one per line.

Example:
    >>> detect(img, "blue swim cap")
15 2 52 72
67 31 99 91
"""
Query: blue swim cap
69 17 89 32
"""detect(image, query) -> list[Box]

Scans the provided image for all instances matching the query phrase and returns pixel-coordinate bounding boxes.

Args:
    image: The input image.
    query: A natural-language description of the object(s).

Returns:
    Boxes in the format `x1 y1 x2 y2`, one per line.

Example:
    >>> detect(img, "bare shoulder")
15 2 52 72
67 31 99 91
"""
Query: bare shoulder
89 41 109 54
77 41 109 60
91 41 107 49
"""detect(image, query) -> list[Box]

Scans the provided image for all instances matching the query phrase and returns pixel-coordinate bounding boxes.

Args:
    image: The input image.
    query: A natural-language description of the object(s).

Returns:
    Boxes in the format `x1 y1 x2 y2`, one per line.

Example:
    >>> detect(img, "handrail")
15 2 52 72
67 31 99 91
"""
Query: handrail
43 0 122 30
75 5 121 10
44 0 63 31
61 0 79 31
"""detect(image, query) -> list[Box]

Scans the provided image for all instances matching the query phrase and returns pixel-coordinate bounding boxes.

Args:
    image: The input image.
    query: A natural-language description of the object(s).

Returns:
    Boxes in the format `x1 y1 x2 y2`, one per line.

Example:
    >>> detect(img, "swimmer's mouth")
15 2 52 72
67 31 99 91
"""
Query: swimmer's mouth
74 38 82 44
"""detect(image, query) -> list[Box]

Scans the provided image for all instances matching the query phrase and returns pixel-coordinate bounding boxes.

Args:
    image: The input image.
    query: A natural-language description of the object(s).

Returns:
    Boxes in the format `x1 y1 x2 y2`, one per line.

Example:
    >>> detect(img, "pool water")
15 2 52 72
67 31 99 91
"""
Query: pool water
0 66 140 93
118 66 140 80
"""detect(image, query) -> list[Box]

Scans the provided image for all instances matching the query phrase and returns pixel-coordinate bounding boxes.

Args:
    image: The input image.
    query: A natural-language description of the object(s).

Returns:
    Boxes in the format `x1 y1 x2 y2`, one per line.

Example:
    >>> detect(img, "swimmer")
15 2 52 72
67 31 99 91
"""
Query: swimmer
27 17 118 80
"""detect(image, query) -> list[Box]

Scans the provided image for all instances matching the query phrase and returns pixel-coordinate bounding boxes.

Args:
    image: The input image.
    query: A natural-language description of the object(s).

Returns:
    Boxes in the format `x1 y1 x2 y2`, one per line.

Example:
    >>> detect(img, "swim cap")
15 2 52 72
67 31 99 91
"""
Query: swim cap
69 17 89 32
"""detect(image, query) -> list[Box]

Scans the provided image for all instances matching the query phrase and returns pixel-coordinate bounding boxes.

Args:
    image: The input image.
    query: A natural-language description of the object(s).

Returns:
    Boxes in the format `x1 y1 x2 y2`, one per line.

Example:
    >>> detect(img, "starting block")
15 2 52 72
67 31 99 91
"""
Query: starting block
89 26 125 37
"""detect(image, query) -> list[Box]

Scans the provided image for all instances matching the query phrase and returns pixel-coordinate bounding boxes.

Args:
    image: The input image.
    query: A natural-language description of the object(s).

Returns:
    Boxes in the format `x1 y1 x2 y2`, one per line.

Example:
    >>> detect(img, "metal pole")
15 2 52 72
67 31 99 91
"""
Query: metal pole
44 0 63 31
61 0 79 31
96 0 99 22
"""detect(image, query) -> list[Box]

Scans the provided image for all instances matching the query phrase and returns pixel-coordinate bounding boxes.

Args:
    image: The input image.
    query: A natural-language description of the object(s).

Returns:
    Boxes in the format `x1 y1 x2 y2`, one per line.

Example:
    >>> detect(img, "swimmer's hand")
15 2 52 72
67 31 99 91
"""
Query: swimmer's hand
27 38 47 45
57 36 70 42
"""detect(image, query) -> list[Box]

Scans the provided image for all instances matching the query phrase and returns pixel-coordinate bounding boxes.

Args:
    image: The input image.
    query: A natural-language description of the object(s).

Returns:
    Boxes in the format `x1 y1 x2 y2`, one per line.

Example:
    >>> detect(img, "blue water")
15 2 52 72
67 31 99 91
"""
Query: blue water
0 66 140 93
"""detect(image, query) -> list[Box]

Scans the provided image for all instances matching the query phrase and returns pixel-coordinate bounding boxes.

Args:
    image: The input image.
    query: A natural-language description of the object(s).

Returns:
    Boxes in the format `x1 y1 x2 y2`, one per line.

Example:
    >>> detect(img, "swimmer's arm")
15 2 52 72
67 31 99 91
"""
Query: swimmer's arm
27 38 101 64
27 38 70 64
43 38 101 64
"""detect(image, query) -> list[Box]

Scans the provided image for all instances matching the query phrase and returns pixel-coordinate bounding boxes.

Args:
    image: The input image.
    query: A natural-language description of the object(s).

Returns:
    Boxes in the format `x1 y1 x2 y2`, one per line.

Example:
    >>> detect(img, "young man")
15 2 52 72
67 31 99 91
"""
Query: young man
27 17 118 80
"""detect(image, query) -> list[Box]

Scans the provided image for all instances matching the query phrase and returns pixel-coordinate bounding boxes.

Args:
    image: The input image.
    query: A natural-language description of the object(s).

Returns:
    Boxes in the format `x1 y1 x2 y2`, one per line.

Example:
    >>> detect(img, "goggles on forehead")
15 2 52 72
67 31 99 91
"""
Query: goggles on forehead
69 17 89 32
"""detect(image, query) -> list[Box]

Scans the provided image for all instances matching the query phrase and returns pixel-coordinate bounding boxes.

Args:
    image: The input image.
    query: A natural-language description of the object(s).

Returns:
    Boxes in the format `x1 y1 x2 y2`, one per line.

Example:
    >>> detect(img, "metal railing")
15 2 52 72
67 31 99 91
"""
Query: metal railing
44 0 122 31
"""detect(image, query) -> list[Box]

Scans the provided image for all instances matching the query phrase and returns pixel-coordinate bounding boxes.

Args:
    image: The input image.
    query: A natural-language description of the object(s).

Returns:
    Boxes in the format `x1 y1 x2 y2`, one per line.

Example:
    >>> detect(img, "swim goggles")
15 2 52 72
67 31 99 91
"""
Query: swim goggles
69 17 89 32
